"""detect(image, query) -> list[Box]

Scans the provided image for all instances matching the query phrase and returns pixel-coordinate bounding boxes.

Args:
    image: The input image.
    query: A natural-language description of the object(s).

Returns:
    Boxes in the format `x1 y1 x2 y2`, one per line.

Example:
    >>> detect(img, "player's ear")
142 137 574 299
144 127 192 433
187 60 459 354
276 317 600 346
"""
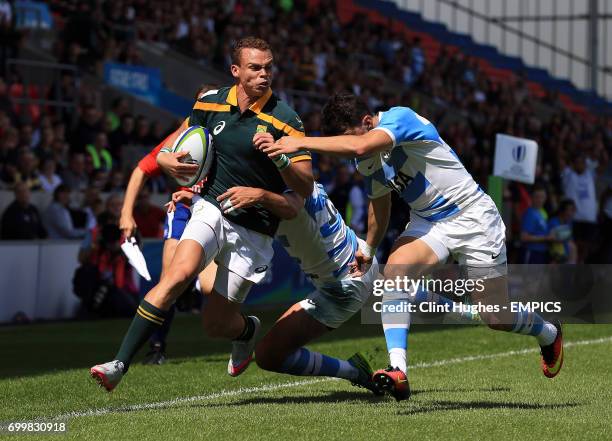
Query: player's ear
362 115 374 131
230 64 240 79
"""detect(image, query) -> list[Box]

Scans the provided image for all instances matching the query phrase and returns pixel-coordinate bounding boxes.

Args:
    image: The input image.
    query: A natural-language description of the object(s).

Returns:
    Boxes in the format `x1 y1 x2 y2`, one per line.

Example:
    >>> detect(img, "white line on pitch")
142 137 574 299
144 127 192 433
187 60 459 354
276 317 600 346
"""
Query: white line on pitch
8 335 612 424
410 335 612 369
47 378 331 421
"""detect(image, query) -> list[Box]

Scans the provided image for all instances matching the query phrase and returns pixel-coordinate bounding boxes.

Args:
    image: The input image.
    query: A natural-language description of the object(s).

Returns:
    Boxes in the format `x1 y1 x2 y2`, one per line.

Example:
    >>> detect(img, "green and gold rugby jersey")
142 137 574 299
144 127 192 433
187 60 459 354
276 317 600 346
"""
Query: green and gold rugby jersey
189 85 311 237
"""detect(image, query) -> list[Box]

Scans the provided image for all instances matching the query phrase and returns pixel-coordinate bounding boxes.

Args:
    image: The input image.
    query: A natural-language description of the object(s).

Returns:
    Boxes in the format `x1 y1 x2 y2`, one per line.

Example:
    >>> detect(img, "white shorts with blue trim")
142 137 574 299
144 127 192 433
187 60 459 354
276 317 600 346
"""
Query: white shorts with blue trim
299 255 377 329
401 193 507 269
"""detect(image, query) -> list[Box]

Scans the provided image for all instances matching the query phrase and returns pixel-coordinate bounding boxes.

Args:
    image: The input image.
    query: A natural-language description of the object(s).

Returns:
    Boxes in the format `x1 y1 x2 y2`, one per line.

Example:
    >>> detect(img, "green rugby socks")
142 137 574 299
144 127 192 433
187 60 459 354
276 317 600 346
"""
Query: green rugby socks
115 300 168 372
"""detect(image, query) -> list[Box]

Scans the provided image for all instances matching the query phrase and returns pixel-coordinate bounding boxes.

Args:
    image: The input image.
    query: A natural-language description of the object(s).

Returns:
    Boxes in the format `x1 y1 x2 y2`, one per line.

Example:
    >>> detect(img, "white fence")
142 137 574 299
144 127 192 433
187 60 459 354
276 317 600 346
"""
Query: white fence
0 240 81 323
0 188 170 324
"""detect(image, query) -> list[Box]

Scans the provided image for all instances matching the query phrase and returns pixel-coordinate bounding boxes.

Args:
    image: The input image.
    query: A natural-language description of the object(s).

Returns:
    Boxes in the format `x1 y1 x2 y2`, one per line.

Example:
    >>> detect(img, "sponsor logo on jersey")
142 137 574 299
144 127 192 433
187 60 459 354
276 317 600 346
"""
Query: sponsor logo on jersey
387 171 413 193
256 124 267 133
213 121 226 135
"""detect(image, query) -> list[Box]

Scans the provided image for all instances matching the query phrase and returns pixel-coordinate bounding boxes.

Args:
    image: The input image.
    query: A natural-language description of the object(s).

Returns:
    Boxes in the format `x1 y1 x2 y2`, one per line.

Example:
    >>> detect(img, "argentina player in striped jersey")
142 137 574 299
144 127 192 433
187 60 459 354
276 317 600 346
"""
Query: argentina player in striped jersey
261 94 564 401
171 181 382 394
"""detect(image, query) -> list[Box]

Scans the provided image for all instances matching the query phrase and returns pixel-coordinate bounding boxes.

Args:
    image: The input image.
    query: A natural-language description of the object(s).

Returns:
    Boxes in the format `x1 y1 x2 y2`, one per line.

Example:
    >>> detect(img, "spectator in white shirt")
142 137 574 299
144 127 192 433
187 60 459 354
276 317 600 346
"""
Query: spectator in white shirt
561 153 599 262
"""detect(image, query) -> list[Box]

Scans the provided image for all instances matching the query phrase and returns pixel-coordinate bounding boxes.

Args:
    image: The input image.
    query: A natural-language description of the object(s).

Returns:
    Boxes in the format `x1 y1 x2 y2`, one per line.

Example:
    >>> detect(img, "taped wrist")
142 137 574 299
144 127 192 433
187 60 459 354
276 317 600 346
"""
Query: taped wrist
361 242 377 259
272 154 290 171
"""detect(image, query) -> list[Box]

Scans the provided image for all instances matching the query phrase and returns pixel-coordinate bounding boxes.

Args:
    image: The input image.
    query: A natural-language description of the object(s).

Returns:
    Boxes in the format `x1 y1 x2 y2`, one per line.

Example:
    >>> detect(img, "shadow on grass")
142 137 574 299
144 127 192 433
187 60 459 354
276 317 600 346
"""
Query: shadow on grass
84 386 580 418
398 400 581 415
72 390 386 418
147 390 387 412
411 386 511 396
0 309 468 379
111 386 516 416
204 390 386 406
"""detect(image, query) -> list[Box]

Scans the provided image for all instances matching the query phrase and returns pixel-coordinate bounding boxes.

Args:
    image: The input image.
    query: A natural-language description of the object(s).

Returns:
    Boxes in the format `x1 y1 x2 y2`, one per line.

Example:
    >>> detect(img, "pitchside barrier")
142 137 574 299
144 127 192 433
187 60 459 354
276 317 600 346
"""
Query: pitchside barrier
0 239 311 324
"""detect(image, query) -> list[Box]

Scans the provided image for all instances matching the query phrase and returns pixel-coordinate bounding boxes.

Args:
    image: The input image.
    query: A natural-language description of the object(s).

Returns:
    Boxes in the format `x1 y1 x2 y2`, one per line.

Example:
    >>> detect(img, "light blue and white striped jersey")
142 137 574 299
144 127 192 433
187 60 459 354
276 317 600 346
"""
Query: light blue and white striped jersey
276 183 359 284
356 107 482 221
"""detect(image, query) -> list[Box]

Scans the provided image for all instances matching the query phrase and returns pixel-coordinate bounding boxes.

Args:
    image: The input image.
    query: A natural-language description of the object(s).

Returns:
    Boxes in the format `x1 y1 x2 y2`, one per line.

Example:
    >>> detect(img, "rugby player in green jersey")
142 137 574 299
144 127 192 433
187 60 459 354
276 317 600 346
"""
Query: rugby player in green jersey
91 37 314 390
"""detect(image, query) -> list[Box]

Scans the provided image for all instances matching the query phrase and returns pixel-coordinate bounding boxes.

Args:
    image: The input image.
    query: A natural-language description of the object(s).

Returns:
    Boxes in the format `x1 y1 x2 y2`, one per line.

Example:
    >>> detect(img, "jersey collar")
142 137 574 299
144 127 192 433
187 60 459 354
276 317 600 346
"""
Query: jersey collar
226 85 272 114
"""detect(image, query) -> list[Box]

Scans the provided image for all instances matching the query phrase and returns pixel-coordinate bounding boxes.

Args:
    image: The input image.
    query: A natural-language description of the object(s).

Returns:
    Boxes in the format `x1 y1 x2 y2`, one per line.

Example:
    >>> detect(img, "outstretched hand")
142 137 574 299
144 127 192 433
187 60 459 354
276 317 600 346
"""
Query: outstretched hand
257 136 304 158
165 189 196 212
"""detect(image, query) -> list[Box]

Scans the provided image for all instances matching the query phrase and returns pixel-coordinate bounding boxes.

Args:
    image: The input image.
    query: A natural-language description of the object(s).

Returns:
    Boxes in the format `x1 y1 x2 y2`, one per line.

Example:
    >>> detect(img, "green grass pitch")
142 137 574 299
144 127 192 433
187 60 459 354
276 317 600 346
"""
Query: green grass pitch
1 312 611 440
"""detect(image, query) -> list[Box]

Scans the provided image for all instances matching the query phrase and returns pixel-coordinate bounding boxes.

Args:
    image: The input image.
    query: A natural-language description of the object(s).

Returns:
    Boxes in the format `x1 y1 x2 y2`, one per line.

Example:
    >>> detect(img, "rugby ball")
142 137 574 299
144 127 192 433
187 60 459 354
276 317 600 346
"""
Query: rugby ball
171 125 214 187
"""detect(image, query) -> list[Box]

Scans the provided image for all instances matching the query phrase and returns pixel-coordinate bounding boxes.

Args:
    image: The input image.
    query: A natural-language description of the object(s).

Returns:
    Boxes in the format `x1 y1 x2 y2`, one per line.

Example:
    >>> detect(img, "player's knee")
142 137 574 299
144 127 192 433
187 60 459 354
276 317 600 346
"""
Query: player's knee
254 342 281 372
163 264 195 289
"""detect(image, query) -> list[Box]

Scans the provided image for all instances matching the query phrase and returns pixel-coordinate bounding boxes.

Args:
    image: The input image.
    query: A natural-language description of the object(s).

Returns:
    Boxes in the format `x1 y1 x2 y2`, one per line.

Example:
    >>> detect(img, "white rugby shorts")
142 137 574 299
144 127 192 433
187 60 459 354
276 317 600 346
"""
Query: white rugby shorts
401 193 507 272
180 196 274 300
299 252 377 329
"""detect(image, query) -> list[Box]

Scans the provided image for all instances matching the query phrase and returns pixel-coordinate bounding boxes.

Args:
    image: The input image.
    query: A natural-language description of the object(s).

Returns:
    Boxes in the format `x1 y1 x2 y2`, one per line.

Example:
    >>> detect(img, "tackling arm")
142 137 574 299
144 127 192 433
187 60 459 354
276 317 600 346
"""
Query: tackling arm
262 130 394 159
350 192 391 275
260 190 303 220
365 193 392 251
216 187 303 220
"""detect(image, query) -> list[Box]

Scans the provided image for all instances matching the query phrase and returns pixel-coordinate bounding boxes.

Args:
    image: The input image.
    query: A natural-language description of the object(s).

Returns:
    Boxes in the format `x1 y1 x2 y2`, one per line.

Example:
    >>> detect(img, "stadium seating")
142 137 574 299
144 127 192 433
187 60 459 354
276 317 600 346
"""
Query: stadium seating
339 0 610 115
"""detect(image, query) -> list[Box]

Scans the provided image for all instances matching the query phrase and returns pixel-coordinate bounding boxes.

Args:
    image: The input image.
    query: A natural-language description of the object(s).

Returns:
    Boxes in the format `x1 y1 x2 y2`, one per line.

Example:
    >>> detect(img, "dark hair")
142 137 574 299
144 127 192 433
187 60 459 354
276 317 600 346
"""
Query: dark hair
231 37 271 65
558 198 575 214
53 184 70 200
321 93 371 136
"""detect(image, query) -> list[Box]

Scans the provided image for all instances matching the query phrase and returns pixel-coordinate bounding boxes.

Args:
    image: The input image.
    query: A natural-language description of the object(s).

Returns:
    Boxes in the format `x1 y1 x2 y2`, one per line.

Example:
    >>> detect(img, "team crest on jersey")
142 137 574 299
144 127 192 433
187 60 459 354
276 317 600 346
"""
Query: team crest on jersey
213 121 226 135
256 124 267 134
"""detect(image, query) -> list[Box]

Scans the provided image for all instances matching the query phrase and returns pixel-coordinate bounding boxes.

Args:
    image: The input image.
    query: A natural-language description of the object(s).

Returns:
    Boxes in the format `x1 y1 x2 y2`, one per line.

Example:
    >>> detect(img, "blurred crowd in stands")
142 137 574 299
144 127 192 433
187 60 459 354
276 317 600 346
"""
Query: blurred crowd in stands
0 0 610 264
